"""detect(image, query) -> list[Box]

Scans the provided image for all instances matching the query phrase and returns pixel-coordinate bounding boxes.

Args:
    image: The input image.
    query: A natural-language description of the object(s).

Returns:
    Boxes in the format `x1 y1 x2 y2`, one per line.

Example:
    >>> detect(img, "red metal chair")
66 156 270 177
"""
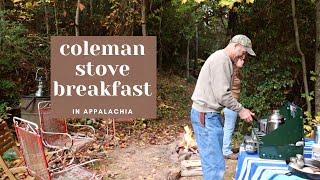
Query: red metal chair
13 117 101 180
38 101 95 151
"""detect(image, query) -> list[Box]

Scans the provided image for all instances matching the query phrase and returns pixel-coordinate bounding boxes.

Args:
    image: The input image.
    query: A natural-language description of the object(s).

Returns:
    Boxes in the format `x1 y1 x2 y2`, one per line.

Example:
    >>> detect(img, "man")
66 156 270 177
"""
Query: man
223 59 242 160
191 34 255 179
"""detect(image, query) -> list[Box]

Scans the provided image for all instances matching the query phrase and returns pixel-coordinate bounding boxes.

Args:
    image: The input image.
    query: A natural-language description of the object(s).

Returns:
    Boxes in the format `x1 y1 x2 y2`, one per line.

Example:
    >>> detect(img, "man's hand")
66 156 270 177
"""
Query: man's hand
239 108 255 122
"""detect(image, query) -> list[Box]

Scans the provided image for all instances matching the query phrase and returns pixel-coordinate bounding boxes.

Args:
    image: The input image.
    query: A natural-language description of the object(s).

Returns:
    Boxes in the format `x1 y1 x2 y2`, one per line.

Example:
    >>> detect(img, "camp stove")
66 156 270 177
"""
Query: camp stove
252 102 304 160
251 128 265 142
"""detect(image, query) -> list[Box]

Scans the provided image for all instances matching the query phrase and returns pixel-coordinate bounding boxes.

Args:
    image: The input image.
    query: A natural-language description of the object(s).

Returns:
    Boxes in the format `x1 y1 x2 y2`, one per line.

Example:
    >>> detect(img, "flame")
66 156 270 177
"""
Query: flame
181 126 196 150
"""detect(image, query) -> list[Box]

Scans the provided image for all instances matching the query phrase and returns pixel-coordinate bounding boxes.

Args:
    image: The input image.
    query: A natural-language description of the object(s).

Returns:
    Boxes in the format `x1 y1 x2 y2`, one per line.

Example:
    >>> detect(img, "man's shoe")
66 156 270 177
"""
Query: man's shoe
224 153 238 160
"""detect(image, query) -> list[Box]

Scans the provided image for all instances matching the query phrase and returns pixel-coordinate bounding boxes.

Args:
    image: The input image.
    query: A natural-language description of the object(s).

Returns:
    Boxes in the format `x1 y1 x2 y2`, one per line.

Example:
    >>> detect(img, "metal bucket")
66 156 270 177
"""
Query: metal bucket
20 95 50 126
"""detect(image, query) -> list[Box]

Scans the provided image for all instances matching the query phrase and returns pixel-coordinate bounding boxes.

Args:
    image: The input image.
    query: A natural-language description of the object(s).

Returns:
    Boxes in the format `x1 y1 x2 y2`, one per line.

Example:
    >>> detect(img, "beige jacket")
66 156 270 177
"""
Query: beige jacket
191 50 243 113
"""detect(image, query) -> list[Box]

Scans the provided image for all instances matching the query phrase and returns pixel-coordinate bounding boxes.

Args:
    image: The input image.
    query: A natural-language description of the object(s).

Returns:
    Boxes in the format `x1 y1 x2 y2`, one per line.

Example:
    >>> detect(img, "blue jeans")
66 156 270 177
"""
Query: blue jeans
191 108 225 180
222 108 238 156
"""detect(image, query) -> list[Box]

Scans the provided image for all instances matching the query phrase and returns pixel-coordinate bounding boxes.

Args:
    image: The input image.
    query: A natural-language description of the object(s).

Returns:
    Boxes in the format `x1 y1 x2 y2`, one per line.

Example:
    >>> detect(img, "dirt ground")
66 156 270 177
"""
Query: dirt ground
0 124 237 180
92 75 239 179
104 141 237 180
0 76 238 179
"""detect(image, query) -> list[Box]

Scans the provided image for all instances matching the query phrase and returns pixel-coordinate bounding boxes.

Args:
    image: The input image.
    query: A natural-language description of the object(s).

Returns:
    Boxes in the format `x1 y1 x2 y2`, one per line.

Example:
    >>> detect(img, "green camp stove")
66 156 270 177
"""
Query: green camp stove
252 102 304 160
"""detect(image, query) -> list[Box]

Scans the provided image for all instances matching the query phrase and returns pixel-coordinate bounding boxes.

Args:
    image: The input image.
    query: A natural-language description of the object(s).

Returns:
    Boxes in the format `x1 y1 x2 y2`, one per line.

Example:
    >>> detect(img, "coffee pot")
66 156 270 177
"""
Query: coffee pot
266 110 285 134
35 68 46 97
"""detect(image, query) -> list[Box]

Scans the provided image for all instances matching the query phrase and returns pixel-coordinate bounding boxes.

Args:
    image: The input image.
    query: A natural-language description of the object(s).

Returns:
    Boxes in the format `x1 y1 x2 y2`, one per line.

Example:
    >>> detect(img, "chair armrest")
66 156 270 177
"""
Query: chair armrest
48 148 75 172
53 159 101 175
67 124 96 138
41 131 74 150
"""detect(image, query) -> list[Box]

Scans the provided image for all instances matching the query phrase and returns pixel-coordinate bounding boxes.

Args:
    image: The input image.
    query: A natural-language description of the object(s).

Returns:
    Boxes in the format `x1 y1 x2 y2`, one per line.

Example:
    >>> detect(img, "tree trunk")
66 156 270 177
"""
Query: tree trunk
291 0 311 112
54 2 59 35
316 1 320 113
63 1 67 17
186 39 190 79
227 7 238 37
90 0 93 17
158 2 163 72
44 5 49 35
75 0 80 36
89 0 93 35
0 0 3 51
194 24 198 76
0 0 4 10
141 0 147 36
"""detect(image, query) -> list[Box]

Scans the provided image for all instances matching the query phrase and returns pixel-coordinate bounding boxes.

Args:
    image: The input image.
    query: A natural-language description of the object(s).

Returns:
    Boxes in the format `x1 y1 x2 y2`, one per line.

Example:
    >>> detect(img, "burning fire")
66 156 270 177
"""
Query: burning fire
179 126 197 151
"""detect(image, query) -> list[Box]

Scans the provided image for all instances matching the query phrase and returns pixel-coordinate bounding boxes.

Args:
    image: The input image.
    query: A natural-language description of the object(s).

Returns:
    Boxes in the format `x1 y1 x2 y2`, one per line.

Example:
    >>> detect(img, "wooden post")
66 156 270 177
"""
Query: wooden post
0 156 16 180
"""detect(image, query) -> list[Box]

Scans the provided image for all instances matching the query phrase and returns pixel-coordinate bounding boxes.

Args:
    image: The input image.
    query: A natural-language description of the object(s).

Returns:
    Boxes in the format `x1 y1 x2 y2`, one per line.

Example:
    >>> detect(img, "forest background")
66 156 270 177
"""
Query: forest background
1 0 320 137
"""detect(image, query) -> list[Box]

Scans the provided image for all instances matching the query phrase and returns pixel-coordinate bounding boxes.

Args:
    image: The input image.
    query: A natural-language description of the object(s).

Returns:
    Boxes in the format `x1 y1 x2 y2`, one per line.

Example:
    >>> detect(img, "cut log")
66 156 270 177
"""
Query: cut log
178 151 192 161
181 159 201 168
1 166 27 179
181 167 203 177
180 159 203 177
10 166 27 174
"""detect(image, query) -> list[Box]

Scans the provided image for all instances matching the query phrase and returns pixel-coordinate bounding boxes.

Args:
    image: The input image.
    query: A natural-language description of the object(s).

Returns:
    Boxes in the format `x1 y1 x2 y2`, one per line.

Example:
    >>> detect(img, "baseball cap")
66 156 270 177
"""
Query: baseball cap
230 34 256 56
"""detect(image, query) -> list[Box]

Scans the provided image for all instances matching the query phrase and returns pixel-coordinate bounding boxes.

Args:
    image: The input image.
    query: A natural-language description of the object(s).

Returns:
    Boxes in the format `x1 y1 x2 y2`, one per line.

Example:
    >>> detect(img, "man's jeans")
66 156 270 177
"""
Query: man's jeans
222 108 238 156
191 108 225 180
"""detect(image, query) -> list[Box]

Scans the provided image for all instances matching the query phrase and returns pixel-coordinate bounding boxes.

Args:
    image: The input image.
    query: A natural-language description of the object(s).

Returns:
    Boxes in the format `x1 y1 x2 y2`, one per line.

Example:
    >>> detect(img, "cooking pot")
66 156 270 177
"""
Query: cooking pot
266 110 285 134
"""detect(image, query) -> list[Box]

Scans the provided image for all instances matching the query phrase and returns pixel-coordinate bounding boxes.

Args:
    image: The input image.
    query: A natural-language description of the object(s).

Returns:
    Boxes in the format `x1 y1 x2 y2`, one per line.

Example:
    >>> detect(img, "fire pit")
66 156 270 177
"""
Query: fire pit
174 126 202 177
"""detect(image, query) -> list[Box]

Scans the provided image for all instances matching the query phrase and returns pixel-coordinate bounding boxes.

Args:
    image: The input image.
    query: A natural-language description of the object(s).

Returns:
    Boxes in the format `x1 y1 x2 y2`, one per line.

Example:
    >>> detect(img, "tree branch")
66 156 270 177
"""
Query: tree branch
291 0 311 112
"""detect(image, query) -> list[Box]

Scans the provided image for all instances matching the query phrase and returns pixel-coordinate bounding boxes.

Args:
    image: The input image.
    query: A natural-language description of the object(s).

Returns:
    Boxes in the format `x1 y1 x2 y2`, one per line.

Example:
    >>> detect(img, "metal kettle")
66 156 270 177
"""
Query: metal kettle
266 110 285 134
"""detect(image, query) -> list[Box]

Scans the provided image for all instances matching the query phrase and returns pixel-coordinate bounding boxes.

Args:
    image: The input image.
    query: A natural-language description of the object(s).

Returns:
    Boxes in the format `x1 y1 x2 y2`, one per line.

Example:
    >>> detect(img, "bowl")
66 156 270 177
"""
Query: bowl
288 158 320 179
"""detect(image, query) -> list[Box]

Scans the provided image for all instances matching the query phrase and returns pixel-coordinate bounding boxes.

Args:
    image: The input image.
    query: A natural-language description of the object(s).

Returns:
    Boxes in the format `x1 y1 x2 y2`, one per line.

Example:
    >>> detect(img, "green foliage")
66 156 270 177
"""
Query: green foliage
157 75 191 120
227 0 316 135
310 71 317 81
219 0 254 9
172 0 203 39
0 102 10 119
0 11 27 116
105 0 141 35
0 1 317 142
148 0 228 72
2 148 17 162
240 54 294 117
302 91 314 102
304 111 320 137
0 10 50 117
232 0 315 114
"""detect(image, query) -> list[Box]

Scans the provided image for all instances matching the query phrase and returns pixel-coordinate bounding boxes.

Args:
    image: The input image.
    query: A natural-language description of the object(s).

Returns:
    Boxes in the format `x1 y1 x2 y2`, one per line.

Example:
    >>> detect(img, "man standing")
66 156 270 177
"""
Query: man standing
191 34 256 179
223 60 242 160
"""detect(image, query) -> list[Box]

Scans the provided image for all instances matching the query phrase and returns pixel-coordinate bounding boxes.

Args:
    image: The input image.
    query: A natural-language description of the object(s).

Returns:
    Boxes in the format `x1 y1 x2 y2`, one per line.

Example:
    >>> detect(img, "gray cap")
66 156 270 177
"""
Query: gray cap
230 34 256 56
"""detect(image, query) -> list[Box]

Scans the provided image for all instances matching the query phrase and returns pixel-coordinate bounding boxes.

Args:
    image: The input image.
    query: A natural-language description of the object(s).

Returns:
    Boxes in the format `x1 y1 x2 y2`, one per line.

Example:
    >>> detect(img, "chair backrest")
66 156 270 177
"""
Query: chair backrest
38 101 68 145
13 117 51 180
